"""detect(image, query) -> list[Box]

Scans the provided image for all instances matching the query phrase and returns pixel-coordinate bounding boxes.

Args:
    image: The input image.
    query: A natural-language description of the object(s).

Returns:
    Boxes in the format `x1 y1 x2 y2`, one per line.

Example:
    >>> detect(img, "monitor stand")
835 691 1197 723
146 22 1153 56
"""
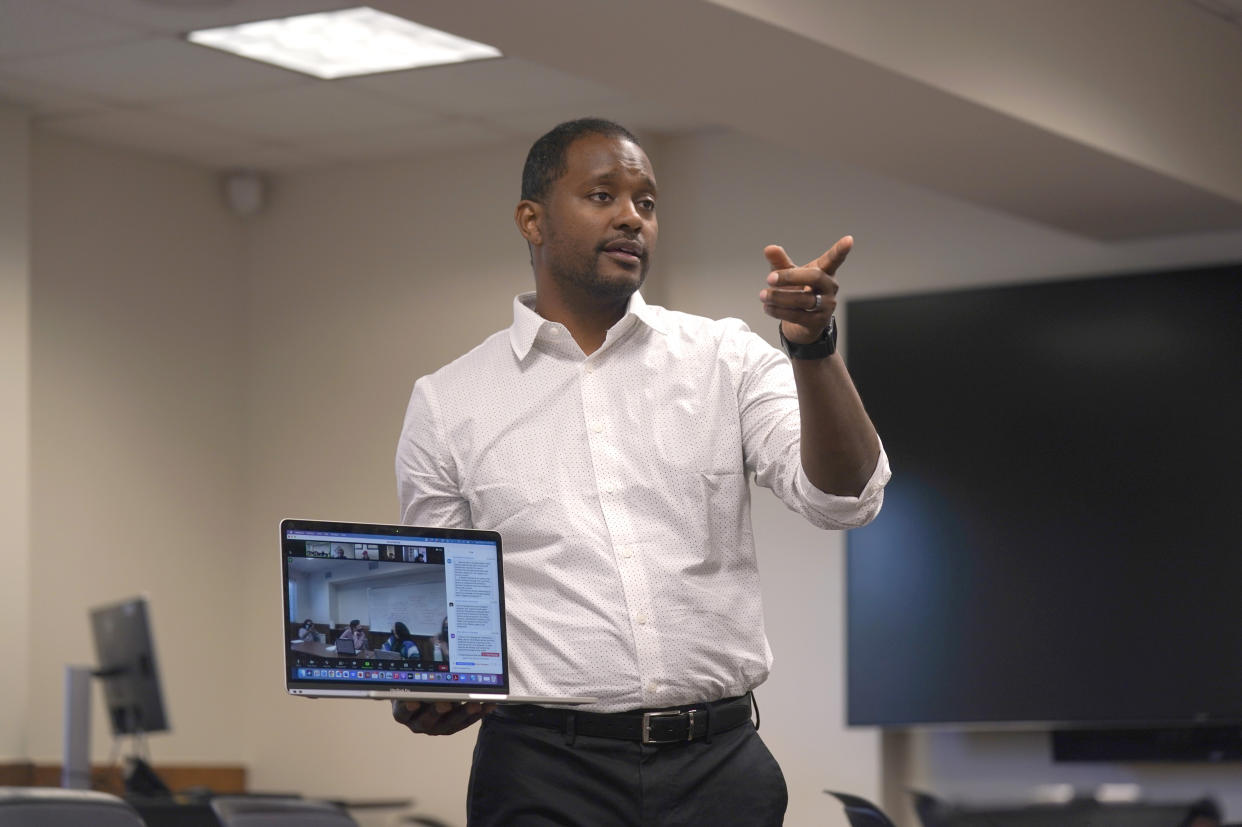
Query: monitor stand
62 665 92 789
124 755 172 797
61 663 174 795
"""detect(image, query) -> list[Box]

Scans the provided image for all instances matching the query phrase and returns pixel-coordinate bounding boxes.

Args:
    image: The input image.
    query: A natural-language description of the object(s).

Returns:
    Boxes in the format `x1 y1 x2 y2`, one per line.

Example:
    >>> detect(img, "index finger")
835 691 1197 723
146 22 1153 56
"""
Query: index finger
763 244 796 271
814 235 853 275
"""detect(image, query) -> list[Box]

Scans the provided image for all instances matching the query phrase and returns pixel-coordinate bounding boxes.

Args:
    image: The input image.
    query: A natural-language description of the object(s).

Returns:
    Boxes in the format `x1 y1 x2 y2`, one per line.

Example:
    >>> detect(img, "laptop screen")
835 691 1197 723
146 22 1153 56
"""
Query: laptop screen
281 519 508 696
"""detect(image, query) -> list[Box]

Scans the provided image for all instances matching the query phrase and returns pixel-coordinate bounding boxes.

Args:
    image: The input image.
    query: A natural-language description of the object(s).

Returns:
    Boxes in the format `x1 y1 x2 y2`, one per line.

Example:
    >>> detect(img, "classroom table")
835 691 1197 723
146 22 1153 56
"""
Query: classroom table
289 640 403 660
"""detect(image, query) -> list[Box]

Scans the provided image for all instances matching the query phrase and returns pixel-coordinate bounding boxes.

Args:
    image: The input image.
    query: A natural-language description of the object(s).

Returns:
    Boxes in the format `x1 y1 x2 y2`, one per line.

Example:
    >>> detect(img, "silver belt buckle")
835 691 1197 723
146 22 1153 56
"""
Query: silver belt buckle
641 710 684 744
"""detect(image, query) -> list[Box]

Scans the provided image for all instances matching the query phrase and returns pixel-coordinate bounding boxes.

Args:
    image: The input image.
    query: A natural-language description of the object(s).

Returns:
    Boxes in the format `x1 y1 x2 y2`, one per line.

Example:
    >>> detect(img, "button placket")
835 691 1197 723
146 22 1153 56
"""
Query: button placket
574 341 666 704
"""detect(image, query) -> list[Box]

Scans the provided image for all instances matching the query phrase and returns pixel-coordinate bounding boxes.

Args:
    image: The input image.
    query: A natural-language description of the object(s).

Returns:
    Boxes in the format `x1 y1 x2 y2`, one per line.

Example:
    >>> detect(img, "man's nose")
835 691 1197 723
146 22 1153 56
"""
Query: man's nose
613 199 643 230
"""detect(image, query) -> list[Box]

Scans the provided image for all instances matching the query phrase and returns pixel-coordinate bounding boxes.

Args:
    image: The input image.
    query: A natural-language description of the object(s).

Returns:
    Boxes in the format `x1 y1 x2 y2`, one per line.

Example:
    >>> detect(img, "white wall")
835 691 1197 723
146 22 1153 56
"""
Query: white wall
27 133 249 764
0 102 31 761
239 145 534 824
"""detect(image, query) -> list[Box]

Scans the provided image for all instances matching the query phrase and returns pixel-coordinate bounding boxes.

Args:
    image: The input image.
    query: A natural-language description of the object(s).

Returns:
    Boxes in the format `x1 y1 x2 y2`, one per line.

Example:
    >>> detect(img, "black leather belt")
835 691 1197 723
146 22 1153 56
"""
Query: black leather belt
494 694 753 744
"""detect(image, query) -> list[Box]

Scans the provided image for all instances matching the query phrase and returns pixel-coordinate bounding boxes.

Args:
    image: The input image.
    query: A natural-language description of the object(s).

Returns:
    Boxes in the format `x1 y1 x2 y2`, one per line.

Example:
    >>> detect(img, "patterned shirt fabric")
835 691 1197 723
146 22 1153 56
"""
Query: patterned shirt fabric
396 291 890 712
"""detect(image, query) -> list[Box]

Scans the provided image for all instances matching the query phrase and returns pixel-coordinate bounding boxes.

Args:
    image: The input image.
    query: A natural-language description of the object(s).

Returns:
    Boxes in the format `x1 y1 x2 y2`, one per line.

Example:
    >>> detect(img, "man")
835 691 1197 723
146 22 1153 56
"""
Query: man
296 619 322 643
393 119 889 825
337 619 367 654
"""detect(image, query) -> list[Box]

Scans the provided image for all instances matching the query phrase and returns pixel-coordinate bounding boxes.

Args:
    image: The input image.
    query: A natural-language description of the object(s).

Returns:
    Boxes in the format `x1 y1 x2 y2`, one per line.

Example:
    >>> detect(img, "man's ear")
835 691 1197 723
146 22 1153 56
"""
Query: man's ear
515 199 544 246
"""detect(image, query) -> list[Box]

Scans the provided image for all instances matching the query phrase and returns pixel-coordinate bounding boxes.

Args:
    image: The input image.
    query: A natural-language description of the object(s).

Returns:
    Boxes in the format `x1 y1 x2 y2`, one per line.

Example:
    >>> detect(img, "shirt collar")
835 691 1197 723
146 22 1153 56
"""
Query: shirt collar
508 290 668 361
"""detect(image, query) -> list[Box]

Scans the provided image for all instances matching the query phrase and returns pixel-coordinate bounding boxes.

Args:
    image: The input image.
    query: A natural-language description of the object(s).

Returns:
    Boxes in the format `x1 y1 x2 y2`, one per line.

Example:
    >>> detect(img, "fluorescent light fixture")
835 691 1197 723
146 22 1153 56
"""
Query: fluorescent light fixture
187 7 502 79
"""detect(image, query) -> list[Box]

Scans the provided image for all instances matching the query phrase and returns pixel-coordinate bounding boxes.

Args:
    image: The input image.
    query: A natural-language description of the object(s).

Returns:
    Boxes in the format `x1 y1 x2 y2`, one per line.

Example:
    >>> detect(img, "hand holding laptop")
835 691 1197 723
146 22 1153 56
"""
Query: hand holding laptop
392 699 497 736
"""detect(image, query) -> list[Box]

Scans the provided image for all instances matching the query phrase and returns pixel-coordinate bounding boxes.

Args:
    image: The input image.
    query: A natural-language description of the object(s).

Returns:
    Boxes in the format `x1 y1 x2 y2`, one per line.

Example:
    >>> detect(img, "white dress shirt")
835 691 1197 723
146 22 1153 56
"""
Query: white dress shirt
396 291 890 712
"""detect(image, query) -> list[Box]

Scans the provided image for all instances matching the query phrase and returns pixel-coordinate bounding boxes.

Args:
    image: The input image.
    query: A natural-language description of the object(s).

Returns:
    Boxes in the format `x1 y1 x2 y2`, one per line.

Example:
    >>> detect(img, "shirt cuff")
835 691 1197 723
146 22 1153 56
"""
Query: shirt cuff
795 439 892 528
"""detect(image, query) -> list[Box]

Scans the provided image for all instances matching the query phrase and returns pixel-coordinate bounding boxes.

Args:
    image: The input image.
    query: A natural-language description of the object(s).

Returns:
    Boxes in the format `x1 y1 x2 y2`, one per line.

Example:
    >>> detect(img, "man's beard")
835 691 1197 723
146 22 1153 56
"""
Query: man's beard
546 242 649 303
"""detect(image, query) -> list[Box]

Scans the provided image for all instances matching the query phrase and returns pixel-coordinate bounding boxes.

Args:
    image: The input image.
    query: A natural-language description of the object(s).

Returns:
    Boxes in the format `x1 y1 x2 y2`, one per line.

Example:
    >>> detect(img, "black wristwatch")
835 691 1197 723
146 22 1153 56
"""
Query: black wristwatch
780 315 836 360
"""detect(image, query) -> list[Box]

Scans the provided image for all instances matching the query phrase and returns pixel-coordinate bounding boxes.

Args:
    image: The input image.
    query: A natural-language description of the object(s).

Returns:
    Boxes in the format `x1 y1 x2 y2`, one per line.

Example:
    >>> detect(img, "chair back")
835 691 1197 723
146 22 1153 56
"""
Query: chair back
210 795 359 826
827 790 900 827
0 787 145 827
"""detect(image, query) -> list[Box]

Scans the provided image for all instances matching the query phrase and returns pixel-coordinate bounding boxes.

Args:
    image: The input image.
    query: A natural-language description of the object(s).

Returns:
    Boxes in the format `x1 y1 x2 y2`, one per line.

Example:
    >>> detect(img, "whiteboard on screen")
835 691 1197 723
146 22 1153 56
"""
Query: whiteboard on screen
368 583 445 636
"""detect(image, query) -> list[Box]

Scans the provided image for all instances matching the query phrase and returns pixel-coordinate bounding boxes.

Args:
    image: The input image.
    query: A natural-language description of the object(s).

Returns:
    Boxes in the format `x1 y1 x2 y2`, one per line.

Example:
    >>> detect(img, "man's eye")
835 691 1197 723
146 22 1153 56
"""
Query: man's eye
638 199 656 211
589 192 612 202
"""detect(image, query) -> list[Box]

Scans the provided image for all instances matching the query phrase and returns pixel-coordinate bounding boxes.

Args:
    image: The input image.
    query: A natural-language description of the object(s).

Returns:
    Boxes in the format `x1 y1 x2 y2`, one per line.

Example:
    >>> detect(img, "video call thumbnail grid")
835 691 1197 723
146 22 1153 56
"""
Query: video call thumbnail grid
301 540 445 564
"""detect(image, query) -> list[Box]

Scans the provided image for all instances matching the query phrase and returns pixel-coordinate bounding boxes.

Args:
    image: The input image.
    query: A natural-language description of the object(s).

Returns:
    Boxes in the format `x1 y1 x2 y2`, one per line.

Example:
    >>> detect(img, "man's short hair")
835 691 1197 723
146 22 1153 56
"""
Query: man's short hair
521 118 641 203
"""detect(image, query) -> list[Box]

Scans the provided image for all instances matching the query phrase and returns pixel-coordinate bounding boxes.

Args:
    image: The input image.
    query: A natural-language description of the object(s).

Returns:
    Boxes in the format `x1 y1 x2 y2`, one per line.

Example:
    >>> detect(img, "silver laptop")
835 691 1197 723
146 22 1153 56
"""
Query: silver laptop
281 518 594 706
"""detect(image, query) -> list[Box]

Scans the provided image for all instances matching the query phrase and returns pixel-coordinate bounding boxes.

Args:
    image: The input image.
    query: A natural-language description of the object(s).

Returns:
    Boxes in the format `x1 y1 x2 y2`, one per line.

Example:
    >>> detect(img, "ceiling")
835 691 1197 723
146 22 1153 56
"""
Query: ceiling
2 0 1240 240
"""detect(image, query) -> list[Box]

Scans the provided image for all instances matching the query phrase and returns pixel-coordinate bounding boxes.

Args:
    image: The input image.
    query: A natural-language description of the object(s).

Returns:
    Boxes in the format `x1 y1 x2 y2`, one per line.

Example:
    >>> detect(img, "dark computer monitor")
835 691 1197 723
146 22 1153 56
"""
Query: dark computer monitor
89 597 169 736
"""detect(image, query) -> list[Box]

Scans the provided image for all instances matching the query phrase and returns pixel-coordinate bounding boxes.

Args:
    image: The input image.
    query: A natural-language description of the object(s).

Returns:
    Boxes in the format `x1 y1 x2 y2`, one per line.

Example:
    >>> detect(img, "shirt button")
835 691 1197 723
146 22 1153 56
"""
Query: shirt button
646 680 659 693
591 422 603 433
636 613 648 625
585 363 595 374
620 546 632 559
548 326 560 336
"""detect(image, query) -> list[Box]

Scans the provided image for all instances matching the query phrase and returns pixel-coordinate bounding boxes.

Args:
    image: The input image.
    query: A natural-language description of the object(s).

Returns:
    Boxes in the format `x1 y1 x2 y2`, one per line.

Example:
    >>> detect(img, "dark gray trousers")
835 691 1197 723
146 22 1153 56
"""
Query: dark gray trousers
466 712 788 826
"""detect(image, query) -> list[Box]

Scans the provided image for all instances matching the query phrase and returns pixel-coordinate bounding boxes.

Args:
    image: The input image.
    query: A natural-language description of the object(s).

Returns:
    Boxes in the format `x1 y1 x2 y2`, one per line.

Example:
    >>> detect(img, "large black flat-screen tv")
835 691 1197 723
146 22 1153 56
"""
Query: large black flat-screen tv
845 262 1242 729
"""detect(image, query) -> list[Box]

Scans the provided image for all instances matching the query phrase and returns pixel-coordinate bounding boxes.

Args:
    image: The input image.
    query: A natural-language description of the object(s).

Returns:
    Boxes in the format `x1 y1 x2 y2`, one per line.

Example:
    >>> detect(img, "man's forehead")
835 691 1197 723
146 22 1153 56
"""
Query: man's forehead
566 134 656 186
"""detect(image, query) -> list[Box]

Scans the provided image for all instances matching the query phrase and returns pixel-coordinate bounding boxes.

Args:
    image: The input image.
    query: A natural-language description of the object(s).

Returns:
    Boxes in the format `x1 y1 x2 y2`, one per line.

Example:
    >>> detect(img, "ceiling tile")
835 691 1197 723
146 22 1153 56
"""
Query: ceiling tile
0 0 140 61
344 56 620 115
0 70 111 117
1 37 306 105
51 0 354 35
157 83 443 141
297 116 516 164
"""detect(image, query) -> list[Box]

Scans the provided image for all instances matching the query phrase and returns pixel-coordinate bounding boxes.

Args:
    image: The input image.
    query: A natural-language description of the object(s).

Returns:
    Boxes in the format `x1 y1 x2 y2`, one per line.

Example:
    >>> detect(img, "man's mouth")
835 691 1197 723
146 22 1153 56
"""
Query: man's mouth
602 239 644 264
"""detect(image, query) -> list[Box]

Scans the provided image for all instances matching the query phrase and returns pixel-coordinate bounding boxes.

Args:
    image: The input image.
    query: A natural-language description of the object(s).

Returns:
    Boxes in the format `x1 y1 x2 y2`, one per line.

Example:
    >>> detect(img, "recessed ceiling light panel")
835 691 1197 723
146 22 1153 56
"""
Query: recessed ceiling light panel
187 6 502 79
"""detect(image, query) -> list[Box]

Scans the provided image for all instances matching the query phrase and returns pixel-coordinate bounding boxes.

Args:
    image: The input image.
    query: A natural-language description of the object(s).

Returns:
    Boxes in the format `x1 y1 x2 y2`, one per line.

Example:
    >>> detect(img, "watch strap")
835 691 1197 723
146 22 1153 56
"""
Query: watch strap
779 316 836 359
